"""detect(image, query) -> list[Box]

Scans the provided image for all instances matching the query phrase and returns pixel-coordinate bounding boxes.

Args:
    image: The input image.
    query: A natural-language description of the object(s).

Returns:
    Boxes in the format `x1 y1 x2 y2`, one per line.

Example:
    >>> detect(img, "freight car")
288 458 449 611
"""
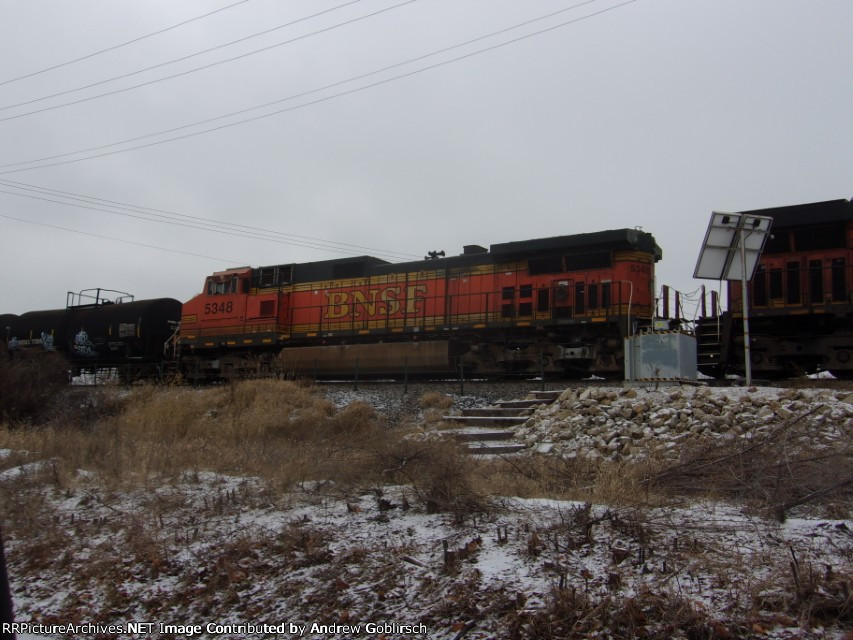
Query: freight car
2 289 181 380
695 198 853 379
177 228 662 381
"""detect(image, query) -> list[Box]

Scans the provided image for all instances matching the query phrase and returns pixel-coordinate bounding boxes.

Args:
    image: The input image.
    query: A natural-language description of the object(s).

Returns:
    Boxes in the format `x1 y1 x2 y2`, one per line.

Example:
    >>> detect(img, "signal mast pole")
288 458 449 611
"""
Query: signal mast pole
694 212 771 387
740 228 752 386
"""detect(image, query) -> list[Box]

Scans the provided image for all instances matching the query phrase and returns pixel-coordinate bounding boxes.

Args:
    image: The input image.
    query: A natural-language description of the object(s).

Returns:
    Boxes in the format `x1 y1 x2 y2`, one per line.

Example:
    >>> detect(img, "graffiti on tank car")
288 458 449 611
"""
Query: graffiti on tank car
73 330 97 358
324 285 428 320
40 332 54 351
6 334 54 351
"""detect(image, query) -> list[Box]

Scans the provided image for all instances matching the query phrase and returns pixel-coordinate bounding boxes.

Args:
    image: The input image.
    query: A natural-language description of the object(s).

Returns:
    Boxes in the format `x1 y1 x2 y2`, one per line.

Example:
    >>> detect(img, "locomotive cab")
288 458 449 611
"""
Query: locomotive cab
178 265 296 379
180 268 252 347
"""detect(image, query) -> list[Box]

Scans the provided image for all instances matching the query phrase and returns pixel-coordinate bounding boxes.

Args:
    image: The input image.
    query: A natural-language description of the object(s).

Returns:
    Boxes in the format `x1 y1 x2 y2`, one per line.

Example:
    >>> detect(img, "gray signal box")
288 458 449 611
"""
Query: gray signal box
624 331 697 382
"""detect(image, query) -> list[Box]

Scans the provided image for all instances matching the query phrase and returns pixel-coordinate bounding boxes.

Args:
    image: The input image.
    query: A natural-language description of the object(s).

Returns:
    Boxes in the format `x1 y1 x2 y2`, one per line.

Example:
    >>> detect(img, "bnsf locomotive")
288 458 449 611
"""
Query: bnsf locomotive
1 229 661 381
8 200 851 383
178 228 661 381
695 198 853 379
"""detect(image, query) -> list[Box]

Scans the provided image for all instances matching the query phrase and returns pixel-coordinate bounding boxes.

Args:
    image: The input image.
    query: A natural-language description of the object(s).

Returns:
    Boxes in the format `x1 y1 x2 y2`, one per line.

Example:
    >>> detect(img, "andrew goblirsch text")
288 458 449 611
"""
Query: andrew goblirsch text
3 620 429 636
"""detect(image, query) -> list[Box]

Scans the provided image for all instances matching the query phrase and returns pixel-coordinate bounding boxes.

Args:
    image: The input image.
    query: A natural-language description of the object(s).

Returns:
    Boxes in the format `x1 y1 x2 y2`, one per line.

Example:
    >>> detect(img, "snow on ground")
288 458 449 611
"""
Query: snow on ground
1 382 851 639
510 385 853 461
2 469 851 638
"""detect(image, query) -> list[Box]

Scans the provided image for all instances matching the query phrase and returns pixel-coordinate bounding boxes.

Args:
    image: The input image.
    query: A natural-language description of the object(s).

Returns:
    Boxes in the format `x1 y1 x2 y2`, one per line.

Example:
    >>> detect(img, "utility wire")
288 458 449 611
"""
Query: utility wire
1 0 601 169
0 213 243 263
0 0 255 88
0 0 366 112
0 0 635 174
0 0 415 120
0 188 417 261
0 178 422 260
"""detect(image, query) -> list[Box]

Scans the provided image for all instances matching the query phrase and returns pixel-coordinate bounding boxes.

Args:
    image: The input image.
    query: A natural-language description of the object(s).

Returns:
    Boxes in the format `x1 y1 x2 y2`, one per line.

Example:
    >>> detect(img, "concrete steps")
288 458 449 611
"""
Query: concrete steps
494 399 546 409
440 388 565 455
459 407 531 417
441 415 529 427
452 428 521 442
529 390 563 403
466 442 528 455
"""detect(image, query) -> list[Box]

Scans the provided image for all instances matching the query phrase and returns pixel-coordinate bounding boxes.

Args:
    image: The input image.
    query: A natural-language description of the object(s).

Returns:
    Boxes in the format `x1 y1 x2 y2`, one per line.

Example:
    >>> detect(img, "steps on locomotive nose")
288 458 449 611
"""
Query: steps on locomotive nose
441 388 563 455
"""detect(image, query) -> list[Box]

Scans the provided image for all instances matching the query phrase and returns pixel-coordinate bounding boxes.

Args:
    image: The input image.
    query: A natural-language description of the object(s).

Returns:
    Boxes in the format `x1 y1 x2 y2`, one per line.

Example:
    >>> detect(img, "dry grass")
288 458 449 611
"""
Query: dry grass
463 454 668 509
508 586 731 640
418 392 455 428
371 437 489 517
419 392 454 411
458 420 851 520
0 379 395 494
6 375 845 520
643 418 853 519
1 373 851 637
0 353 69 424
0 376 497 524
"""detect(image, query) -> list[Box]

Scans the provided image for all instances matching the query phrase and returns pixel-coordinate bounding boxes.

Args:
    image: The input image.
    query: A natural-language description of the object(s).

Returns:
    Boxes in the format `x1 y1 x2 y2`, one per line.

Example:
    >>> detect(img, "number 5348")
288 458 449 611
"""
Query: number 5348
204 301 233 314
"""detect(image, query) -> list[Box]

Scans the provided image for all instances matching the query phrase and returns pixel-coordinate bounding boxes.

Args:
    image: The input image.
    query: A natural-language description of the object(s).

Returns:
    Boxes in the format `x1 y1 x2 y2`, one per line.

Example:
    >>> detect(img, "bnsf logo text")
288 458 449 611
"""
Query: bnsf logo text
324 285 428 319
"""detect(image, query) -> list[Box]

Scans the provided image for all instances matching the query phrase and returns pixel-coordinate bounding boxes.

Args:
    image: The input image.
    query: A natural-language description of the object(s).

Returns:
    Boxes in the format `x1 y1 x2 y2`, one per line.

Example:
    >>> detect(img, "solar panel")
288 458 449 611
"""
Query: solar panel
693 212 773 281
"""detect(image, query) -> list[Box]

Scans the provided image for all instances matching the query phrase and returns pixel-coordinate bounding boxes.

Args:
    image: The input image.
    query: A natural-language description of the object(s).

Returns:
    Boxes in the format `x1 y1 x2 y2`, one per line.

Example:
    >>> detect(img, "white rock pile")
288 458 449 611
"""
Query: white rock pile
514 386 853 461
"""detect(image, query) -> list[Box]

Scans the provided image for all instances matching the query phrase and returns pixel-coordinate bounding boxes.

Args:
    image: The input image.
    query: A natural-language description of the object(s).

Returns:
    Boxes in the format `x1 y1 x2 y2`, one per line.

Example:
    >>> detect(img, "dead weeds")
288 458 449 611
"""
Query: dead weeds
0 377 850 638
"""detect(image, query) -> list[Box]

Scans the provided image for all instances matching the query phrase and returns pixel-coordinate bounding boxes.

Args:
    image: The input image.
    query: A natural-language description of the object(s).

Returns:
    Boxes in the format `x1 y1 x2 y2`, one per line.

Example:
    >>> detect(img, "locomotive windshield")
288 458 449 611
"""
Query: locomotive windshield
206 276 237 295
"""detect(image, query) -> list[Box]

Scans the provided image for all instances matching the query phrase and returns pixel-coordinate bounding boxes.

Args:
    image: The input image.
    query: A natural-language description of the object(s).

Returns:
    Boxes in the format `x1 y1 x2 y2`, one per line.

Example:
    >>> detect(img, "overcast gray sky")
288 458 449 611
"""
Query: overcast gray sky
1 0 851 318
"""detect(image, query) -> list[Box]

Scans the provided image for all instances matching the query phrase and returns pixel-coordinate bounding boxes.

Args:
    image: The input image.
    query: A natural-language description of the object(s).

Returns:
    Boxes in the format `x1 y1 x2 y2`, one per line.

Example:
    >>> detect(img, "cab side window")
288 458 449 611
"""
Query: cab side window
206 277 237 295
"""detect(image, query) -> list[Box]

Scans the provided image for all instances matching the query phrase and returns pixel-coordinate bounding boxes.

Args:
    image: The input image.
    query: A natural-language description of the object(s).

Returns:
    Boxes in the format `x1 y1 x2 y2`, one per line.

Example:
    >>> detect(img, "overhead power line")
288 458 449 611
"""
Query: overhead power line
0 181 421 261
0 0 415 120
0 0 255 88
0 213 243 264
0 0 636 174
